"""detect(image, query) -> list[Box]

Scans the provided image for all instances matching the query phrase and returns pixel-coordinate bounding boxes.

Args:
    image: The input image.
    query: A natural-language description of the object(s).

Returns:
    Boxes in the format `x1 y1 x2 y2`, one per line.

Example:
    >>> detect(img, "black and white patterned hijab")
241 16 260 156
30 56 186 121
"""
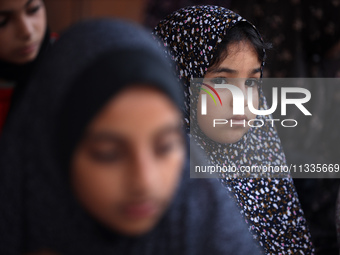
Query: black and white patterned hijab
153 5 286 168
153 5 315 254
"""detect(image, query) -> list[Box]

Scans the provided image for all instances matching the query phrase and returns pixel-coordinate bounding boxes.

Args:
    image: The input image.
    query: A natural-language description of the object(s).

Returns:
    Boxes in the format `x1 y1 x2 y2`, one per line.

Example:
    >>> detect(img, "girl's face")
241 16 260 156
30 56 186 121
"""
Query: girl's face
0 0 46 64
71 86 185 236
198 41 261 144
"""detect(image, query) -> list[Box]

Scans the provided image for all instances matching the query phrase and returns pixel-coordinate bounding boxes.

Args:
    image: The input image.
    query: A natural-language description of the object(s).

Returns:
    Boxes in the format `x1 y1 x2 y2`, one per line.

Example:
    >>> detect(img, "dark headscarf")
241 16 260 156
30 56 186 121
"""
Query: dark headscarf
0 19 261 255
153 5 314 254
0 28 54 131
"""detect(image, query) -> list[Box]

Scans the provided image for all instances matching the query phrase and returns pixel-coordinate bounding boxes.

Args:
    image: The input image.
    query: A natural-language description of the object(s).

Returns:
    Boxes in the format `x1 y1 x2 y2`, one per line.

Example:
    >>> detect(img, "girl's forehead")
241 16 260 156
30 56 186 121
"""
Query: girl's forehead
214 42 261 66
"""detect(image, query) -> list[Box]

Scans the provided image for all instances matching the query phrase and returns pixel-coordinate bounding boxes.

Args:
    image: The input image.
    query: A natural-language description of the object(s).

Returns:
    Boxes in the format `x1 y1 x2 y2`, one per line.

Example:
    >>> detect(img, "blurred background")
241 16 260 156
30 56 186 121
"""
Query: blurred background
44 0 147 32
44 1 340 254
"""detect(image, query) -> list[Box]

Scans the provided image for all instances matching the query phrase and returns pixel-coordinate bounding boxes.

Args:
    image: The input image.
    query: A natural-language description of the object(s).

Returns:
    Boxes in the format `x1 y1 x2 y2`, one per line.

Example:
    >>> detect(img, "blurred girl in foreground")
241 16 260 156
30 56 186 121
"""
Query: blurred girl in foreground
0 19 261 255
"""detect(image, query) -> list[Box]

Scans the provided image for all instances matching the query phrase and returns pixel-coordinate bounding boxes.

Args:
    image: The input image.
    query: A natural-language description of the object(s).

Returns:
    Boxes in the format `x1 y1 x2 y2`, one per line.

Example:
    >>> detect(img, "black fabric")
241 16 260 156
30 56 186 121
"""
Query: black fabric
0 28 53 130
0 19 262 255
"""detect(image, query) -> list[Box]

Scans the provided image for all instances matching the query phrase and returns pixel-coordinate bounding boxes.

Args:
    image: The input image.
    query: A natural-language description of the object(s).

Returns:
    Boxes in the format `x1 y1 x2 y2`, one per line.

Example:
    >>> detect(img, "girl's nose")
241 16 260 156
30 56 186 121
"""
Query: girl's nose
228 79 248 108
129 150 157 196
16 16 33 40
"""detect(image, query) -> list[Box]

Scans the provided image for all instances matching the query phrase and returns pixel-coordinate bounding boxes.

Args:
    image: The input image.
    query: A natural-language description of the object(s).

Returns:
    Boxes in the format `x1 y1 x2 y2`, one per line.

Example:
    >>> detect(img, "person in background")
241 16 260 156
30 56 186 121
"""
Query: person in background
0 0 55 134
0 19 262 255
153 5 314 254
147 2 340 252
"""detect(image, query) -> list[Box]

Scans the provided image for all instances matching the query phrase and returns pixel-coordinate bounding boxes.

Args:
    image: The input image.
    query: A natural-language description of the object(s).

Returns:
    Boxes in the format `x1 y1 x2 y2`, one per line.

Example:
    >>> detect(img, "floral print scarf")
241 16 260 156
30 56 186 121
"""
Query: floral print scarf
153 5 314 254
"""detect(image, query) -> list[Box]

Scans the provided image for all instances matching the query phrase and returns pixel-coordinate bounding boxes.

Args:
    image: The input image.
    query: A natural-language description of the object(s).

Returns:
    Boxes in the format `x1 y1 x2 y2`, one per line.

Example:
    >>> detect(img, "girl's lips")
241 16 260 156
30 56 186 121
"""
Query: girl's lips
230 115 248 120
122 201 159 220
230 119 246 123
18 43 38 55
228 115 248 126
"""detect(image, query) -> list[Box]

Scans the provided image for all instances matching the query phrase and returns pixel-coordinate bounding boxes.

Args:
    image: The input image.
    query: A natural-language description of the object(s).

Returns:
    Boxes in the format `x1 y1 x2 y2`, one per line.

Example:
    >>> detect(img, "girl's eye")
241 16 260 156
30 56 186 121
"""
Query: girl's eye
245 78 261 87
155 136 183 157
89 150 123 164
0 16 9 28
155 142 176 156
27 5 41 15
211 77 228 84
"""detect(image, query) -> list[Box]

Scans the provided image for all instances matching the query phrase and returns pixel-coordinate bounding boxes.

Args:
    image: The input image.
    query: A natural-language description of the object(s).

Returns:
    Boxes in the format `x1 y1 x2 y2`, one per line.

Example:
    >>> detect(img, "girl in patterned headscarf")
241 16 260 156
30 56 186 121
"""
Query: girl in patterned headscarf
153 5 315 254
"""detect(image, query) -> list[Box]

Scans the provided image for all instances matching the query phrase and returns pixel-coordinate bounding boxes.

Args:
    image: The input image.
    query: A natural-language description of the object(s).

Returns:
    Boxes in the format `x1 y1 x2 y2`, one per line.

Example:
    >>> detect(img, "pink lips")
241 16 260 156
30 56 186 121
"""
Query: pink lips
18 43 38 56
230 115 248 120
229 115 248 126
122 201 159 220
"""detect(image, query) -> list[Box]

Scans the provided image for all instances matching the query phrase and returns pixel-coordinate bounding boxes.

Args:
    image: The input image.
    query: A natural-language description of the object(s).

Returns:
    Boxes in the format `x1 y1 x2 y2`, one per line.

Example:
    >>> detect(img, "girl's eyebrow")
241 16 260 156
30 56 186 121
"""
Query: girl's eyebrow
85 132 125 145
208 67 261 75
153 123 183 141
25 0 36 7
250 67 261 75
209 67 237 74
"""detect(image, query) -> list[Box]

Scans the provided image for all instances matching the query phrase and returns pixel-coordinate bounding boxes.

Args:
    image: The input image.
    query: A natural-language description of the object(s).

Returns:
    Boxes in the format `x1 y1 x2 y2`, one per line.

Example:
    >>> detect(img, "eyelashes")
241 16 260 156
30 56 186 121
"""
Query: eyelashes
244 78 262 87
27 5 42 15
155 139 183 157
211 77 228 84
89 150 124 163
87 141 182 164
0 17 8 28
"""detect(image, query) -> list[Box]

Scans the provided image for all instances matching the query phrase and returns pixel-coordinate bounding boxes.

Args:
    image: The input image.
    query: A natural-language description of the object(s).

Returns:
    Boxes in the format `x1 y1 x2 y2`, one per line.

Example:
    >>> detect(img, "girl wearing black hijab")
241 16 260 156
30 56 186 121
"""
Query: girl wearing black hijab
0 0 53 133
0 19 262 255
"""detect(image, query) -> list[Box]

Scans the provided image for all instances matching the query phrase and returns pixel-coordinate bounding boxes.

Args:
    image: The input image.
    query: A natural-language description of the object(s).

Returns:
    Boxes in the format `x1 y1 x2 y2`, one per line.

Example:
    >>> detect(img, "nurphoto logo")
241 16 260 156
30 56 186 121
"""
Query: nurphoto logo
200 82 312 128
